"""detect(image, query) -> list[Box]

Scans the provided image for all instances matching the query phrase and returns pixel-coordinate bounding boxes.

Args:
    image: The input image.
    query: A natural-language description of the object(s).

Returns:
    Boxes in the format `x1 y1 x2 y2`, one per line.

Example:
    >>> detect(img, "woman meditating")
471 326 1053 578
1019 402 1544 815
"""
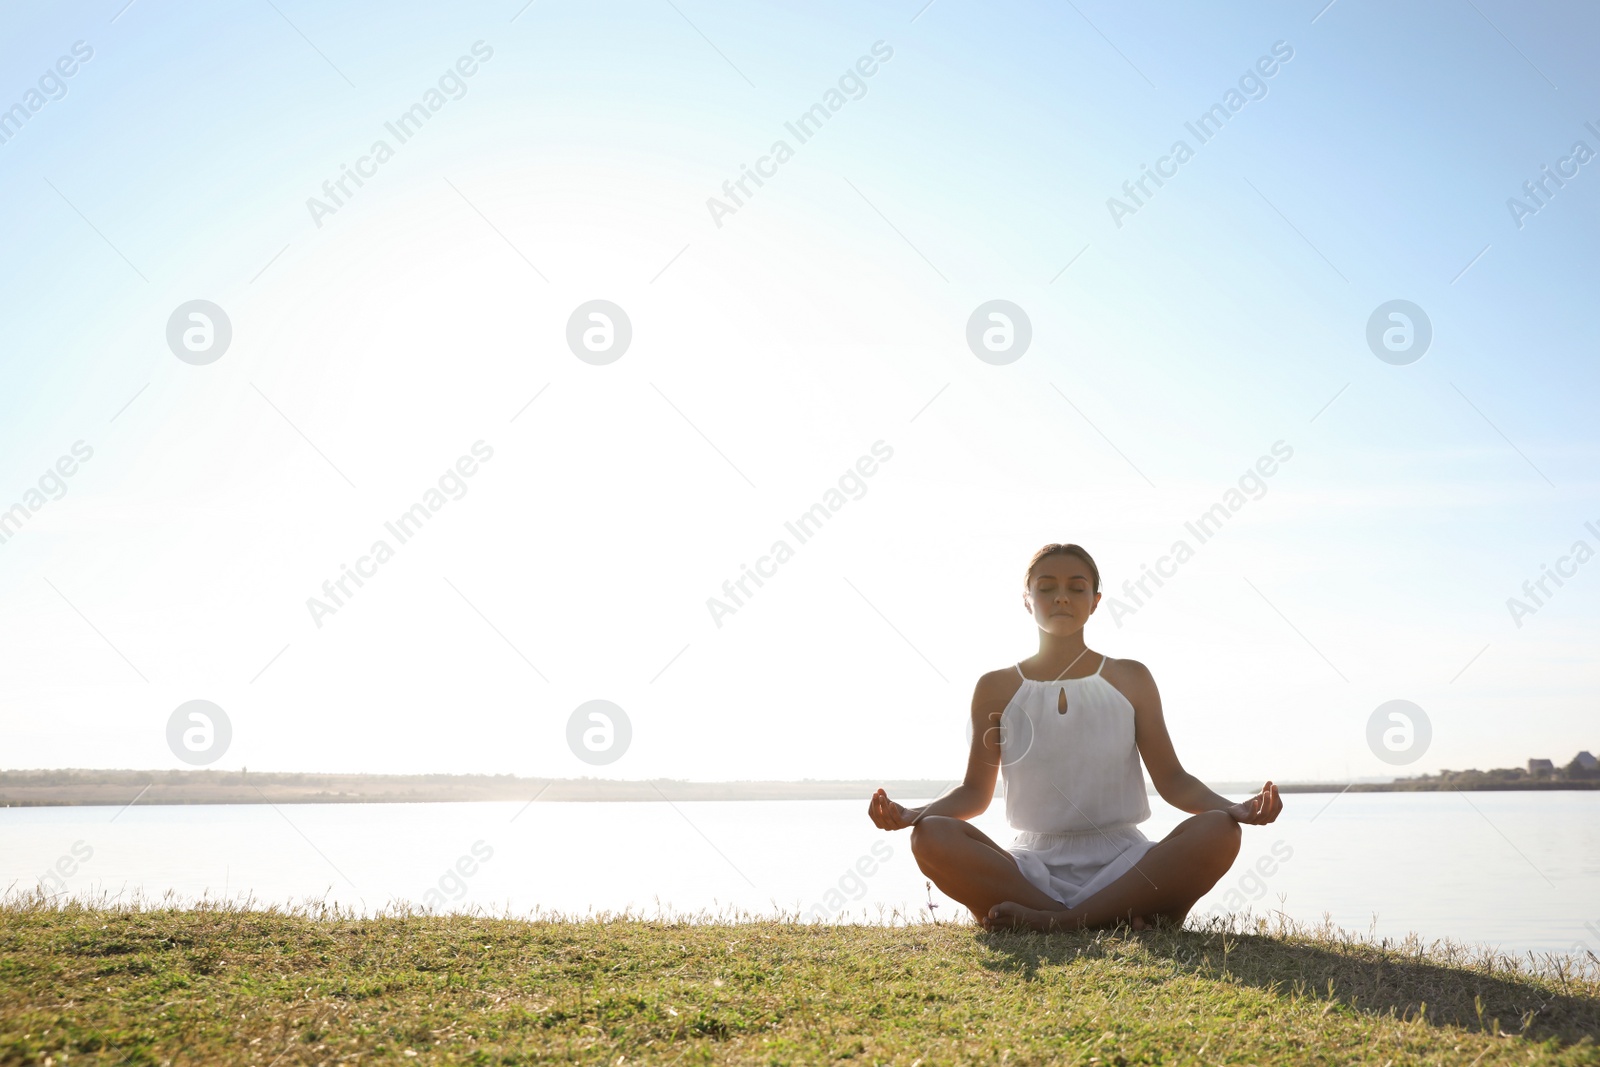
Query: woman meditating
867 542 1282 932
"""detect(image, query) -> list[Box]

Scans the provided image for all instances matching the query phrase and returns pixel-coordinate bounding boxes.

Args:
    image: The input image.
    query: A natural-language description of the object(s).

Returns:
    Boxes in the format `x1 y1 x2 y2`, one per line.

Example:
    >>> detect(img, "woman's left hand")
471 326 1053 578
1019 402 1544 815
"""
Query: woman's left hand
1225 780 1281 825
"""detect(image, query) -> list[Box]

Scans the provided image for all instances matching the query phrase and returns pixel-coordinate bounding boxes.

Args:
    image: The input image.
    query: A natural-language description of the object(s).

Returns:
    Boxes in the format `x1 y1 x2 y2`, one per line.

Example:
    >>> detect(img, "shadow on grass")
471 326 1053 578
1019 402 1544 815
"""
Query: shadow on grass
975 914 1600 1047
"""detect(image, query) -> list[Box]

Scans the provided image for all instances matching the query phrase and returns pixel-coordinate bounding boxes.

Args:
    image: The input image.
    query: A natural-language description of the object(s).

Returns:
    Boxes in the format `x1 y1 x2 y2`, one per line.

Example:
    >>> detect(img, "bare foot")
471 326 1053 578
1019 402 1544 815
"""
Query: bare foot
982 901 1074 932
1130 915 1149 931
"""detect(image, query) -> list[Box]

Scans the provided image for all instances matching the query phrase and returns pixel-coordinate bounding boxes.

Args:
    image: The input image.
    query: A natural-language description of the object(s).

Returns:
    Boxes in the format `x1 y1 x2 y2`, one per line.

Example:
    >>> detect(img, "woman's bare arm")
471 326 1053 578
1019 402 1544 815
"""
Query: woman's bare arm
1121 659 1282 822
868 671 1012 830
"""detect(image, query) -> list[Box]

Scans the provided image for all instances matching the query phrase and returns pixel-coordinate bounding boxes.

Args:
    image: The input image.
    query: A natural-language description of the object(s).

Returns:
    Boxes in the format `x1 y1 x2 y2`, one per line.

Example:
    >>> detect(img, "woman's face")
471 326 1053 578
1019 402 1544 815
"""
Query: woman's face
1023 555 1100 634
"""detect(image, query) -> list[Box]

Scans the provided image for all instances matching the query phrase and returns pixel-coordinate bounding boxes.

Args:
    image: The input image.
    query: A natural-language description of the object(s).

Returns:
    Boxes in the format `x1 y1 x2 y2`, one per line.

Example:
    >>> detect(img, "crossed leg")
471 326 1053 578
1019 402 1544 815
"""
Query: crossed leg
908 815 1066 923
910 811 1241 932
986 811 1242 931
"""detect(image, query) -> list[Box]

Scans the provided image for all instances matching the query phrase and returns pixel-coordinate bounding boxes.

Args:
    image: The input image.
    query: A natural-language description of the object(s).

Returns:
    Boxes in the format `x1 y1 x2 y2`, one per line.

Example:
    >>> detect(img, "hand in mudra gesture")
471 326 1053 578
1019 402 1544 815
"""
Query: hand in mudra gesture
1224 781 1282 825
867 788 922 831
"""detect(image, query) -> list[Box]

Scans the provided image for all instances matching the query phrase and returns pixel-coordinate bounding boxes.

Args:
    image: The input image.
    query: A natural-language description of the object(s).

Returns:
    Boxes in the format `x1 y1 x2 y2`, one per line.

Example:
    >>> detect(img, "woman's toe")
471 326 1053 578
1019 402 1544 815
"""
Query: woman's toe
985 902 1027 929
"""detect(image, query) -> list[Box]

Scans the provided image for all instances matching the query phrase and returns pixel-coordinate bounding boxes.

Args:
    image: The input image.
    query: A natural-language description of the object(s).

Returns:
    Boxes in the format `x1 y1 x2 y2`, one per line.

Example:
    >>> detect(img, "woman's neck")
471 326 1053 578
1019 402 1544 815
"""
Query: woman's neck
1030 632 1091 673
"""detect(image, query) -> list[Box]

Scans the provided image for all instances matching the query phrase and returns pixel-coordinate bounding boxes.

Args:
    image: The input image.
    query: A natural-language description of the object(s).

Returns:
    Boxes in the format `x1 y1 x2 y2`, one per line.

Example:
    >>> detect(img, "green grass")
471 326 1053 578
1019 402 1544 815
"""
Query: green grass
3 895 1598 1065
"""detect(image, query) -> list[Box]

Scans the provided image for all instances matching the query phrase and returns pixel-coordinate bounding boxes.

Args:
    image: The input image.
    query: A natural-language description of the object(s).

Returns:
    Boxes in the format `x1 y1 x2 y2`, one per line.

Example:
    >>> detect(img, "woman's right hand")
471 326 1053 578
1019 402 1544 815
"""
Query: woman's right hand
867 788 922 831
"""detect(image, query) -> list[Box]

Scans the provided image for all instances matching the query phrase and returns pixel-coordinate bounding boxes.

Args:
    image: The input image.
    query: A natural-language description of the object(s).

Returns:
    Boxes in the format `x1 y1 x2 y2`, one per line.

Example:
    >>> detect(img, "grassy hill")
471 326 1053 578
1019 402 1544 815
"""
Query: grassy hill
2 896 1597 1065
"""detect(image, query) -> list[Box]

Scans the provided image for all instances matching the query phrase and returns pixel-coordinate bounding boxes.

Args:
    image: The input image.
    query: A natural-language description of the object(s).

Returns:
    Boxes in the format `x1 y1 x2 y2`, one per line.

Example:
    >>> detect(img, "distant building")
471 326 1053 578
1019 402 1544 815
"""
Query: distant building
1528 758 1555 776
1576 751 1598 771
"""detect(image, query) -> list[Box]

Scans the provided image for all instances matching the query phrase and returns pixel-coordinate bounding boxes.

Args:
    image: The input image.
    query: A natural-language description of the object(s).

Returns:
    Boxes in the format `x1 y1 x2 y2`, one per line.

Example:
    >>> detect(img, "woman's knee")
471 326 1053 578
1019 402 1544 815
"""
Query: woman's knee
908 815 960 857
1200 811 1242 860
1181 810 1240 860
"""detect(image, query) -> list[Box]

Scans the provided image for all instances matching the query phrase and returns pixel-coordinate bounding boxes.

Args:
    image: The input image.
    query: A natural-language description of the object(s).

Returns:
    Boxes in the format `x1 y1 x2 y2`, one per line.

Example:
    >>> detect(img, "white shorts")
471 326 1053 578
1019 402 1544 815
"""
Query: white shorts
1007 824 1157 908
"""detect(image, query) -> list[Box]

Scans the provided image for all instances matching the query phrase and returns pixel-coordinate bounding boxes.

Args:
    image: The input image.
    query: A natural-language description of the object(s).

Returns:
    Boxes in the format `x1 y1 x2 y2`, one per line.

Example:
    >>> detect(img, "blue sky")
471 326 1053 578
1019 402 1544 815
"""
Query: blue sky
1 0 1597 785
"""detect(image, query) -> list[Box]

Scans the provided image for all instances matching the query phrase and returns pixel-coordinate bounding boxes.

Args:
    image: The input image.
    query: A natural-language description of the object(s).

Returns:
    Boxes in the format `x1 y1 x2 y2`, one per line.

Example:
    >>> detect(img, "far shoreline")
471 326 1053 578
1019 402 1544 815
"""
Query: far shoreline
3 768 1599 807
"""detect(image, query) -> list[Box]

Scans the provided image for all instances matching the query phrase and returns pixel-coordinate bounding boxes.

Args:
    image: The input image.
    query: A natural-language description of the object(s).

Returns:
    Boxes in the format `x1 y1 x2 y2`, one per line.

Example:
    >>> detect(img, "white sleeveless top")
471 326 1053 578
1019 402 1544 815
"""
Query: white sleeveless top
999 653 1151 834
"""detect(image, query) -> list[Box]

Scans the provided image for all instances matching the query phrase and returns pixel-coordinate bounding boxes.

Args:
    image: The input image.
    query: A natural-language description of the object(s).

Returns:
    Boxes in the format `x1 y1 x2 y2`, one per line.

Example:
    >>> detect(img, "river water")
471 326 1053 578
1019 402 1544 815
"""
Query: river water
3 790 1596 959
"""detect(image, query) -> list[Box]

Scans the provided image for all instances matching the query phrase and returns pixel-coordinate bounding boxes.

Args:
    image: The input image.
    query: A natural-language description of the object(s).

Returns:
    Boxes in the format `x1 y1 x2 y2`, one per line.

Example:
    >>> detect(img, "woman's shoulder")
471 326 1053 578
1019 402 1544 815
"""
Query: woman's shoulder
1103 655 1151 679
972 665 1026 711
1101 657 1157 709
974 664 1021 691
